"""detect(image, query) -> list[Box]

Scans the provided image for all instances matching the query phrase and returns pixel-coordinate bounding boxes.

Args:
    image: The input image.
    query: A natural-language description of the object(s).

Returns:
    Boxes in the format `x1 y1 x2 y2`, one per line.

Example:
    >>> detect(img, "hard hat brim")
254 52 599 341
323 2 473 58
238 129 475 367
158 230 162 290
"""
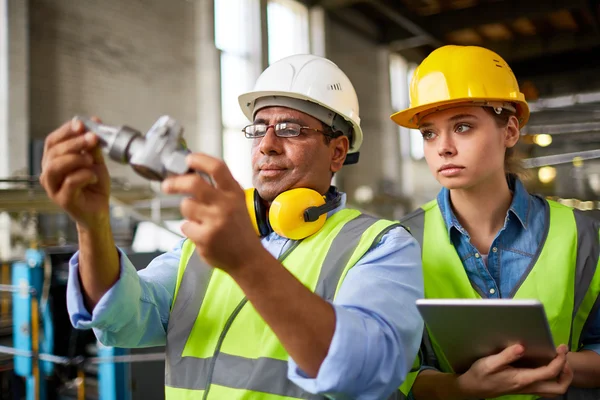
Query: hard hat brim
391 97 530 130
239 90 363 154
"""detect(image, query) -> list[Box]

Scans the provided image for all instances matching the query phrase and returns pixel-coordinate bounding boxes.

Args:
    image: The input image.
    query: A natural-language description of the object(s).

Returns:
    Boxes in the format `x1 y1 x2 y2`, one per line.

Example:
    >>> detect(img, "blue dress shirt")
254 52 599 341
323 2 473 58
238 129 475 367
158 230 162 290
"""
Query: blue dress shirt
66 193 425 400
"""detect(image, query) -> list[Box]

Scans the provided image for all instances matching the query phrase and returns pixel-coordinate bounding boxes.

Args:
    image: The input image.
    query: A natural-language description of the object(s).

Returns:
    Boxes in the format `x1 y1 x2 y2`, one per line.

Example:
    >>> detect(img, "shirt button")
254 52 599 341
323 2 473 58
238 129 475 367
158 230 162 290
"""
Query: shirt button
492 247 498 253
475 253 480 258
490 288 496 294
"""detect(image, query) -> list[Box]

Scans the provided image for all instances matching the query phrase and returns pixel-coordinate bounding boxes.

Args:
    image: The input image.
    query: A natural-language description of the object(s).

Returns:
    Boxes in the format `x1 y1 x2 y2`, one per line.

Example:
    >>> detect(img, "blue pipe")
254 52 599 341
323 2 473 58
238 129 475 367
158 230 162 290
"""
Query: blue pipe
11 248 53 400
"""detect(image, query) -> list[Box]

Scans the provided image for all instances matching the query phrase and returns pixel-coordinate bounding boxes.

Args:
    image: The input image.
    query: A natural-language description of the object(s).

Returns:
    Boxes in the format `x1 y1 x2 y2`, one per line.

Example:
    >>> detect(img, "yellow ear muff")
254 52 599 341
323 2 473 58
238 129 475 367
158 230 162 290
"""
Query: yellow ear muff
245 188 261 236
268 188 327 240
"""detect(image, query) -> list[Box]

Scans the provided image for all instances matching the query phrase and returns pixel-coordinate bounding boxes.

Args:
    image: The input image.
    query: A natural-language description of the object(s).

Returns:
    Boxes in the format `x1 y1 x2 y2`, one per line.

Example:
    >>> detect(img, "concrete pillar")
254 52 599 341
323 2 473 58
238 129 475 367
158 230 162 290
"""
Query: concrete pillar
0 0 29 260
0 0 8 181
0 0 9 260
309 6 326 57
193 0 222 158
8 0 29 177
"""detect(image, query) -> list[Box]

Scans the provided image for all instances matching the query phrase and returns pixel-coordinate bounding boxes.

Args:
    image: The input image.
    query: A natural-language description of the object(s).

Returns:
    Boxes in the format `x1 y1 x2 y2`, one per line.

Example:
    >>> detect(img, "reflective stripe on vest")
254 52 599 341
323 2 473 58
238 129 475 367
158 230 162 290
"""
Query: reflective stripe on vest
401 198 600 400
165 209 412 399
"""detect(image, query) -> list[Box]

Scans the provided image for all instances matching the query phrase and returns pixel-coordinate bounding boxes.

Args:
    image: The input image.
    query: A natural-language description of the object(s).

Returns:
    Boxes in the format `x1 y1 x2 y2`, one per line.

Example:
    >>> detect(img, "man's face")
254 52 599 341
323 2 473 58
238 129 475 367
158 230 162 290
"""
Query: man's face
251 106 349 202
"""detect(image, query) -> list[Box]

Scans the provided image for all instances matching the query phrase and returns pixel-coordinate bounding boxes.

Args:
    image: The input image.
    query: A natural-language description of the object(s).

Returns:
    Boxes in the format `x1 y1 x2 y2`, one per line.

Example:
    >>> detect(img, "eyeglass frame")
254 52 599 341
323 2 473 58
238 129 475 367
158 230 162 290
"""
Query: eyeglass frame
241 122 341 140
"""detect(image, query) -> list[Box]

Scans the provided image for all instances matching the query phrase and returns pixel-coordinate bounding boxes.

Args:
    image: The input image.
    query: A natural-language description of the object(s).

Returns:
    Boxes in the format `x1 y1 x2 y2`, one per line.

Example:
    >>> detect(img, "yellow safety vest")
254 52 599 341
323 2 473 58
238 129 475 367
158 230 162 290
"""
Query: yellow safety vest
402 198 600 400
164 208 419 399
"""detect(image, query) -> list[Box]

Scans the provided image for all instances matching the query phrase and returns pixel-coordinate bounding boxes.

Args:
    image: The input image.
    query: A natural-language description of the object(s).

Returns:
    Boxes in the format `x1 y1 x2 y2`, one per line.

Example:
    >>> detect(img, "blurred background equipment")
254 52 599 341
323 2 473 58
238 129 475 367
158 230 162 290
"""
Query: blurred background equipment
2 0 600 398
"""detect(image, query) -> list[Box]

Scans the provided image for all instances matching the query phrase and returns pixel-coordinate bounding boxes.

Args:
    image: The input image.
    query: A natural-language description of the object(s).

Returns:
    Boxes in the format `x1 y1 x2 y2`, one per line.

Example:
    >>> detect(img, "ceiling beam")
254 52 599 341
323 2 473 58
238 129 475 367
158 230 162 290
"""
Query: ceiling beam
318 0 362 8
485 32 600 62
510 46 600 97
385 0 588 42
589 0 600 32
363 0 443 50
326 6 383 43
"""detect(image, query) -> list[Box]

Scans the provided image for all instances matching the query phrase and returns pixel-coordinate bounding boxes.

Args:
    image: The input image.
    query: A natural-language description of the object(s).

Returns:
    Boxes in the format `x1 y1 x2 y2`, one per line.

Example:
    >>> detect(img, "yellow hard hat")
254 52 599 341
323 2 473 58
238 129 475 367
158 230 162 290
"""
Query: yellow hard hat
390 45 530 129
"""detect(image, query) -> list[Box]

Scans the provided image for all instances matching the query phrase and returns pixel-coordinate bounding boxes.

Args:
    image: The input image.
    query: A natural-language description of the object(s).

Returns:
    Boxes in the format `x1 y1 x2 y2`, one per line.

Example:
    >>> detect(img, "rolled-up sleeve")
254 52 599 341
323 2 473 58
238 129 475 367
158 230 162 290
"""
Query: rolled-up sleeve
287 226 425 399
66 239 184 348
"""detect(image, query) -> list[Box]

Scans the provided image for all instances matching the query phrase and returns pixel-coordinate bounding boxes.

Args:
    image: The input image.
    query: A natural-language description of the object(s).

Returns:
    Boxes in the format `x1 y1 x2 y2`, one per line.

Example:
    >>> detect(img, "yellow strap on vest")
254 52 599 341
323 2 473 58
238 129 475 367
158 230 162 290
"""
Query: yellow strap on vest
166 209 412 400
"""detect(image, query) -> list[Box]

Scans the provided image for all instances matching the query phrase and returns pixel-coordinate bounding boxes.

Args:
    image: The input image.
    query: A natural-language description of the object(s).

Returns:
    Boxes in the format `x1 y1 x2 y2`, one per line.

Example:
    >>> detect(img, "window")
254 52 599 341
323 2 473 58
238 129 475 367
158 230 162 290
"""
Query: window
267 0 310 64
215 0 261 189
389 53 423 160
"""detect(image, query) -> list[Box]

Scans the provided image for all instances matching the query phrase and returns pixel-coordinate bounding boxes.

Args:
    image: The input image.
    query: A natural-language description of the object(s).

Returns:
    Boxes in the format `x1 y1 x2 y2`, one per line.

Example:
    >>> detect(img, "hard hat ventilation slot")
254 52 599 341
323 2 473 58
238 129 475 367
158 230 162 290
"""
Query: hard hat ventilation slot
328 83 342 91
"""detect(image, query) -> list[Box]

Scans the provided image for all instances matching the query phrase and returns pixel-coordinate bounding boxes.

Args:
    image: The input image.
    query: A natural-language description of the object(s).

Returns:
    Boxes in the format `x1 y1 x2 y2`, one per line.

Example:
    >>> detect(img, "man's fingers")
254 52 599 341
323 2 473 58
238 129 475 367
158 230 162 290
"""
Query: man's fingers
162 173 216 201
57 168 98 200
485 344 525 372
181 221 205 244
43 119 85 153
45 133 98 163
185 153 238 192
90 145 106 165
41 153 94 194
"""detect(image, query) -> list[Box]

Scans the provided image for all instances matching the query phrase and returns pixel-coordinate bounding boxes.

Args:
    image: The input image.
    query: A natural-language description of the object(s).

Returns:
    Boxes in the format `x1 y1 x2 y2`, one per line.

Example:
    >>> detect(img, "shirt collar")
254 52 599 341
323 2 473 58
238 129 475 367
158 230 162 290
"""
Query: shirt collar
437 175 530 238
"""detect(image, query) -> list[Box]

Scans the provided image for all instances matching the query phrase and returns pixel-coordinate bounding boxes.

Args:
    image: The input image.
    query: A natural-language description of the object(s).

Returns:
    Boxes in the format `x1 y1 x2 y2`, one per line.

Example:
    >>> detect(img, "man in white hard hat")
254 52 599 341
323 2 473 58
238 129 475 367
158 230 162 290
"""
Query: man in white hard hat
39 54 424 399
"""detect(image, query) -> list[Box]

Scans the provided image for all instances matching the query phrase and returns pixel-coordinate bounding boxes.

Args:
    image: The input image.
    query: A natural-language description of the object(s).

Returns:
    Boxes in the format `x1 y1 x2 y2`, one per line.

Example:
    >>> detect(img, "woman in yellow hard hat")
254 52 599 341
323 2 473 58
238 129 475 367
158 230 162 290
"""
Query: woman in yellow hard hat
393 45 600 400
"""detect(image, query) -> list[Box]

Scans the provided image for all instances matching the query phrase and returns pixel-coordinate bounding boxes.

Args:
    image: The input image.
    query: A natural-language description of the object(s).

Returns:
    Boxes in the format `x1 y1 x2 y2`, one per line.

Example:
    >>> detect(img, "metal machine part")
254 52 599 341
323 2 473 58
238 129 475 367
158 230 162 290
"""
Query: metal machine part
75 116 194 182
522 148 600 169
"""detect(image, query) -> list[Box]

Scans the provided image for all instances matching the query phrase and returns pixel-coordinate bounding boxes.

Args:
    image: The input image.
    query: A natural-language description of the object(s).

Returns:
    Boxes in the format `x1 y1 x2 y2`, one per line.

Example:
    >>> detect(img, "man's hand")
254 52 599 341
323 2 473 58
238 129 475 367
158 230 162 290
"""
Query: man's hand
39 118 118 310
39 118 111 230
161 153 265 271
457 344 573 399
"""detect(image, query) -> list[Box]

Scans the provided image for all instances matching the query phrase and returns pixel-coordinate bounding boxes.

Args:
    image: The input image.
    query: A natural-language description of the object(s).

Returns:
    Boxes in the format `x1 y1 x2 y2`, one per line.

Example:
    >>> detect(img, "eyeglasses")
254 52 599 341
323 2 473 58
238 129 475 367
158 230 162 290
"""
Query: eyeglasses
242 122 336 139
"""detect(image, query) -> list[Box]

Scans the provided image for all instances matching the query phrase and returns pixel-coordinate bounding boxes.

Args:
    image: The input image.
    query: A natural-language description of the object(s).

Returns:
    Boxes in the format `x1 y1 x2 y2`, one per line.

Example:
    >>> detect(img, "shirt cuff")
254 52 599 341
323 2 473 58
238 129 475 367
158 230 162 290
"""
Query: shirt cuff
287 304 366 398
581 343 600 355
66 248 141 332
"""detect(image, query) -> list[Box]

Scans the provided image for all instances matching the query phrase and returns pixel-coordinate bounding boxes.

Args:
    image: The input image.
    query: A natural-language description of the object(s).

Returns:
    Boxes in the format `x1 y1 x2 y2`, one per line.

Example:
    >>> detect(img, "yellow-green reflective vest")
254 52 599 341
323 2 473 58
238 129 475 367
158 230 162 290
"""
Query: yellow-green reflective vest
401 198 600 400
165 209 419 400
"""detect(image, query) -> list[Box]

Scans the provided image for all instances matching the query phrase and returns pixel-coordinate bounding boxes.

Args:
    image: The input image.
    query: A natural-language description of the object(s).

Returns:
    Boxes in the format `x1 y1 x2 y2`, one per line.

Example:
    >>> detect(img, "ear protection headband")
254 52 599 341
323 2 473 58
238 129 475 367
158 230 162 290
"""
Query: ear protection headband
244 187 342 240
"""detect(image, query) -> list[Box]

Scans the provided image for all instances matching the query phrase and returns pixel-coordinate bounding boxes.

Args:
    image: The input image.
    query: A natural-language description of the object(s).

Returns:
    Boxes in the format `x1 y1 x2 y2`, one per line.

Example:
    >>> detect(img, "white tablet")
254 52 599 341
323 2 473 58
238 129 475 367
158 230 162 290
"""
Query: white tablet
416 299 557 374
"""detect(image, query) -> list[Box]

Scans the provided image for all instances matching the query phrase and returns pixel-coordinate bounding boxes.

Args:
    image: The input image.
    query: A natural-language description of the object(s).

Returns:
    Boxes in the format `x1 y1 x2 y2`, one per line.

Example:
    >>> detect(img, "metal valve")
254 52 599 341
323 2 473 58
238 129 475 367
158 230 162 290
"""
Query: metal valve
75 115 196 182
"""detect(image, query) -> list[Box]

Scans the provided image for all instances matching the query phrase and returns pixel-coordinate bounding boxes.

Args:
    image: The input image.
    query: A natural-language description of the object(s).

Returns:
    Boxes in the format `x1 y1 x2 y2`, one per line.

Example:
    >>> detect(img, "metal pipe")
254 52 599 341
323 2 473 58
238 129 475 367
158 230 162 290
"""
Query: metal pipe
0 344 164 364
0 345 72 364
523 121 600 135
1 263 8 318
31 296 39 400
77 367 85 400
109 196 184 238
0 344 31 357
0 283 36 294
88 352 165 364
522 148 600 169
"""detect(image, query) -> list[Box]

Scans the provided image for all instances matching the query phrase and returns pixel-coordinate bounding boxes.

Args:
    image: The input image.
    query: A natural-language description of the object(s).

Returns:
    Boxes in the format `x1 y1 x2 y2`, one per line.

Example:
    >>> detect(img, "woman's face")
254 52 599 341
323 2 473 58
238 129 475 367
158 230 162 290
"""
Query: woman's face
419 106 519 190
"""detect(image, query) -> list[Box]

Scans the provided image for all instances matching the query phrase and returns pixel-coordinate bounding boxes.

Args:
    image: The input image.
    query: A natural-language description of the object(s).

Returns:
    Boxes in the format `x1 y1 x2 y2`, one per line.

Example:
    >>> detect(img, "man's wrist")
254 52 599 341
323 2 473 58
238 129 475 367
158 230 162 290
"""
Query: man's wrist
76 213 111 237
228 247 277 285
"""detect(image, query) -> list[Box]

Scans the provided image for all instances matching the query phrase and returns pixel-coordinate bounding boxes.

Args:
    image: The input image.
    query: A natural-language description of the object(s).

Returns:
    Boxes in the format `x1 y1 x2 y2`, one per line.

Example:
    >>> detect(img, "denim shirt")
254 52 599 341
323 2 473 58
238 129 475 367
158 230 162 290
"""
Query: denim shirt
435 177 600 355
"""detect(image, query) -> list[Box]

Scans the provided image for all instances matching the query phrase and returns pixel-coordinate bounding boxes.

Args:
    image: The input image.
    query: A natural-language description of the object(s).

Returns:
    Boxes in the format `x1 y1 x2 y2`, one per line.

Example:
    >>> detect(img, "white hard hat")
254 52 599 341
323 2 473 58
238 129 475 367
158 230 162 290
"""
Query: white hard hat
238 54 363 164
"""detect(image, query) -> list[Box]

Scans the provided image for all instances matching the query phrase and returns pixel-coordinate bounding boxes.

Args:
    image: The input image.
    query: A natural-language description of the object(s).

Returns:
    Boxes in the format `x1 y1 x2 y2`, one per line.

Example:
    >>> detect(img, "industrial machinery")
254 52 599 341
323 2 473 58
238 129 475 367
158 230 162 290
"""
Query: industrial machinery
0 115 198 400
0 247 167 400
